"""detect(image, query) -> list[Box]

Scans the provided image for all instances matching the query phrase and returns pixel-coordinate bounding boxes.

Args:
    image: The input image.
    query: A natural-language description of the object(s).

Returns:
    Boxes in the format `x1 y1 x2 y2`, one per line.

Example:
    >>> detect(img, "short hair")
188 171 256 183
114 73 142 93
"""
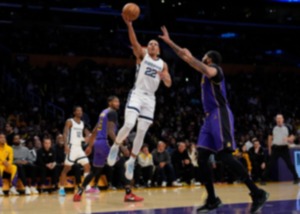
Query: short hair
43 136 52 143
73 105 82 113
141 144 149 150
107 96 118 103
206 50 222 65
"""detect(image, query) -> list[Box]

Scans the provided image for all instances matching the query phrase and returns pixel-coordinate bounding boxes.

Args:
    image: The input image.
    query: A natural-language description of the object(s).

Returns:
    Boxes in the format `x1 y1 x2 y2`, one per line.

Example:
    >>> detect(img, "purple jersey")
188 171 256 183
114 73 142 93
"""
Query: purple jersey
95 108 118 140
201 64 228 113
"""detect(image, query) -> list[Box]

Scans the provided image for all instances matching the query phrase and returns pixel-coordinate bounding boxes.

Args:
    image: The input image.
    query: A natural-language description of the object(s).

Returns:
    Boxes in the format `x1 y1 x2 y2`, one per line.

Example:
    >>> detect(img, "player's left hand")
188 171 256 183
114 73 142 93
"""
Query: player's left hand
159 26 171 43
85 146 92 156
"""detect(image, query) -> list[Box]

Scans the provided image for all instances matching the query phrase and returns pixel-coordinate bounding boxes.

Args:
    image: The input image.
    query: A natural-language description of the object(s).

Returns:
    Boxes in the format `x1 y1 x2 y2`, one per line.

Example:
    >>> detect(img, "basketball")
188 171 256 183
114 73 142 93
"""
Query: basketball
122 3 140 21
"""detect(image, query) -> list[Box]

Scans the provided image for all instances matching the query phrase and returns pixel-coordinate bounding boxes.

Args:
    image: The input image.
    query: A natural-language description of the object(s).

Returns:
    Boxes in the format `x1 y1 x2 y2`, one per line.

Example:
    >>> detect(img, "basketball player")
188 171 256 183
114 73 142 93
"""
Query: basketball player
107 13 172 192
159 26 268 213
58 106 91 196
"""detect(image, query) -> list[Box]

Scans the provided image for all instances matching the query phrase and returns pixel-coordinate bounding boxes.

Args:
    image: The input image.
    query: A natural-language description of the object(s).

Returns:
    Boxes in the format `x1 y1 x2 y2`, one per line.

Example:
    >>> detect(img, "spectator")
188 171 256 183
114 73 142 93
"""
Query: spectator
0 133 19 196
248 138 266 183
5 123 15 146
36 137 58 193
171 142 193 184
12 134 39 194
152 141 182 187
135 144 154 187
26 138 38 163
187 143 201 185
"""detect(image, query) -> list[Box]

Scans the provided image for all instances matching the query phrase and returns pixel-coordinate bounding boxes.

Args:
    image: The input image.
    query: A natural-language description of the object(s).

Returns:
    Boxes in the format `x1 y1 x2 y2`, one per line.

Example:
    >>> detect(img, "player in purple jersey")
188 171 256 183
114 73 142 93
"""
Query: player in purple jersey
73 96 120 202
159 26 269 213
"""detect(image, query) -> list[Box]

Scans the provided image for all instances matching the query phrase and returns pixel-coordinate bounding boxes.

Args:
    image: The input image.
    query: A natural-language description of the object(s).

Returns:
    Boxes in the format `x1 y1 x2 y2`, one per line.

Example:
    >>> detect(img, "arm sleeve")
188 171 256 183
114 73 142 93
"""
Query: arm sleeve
107 111 118 123
210 65 224 84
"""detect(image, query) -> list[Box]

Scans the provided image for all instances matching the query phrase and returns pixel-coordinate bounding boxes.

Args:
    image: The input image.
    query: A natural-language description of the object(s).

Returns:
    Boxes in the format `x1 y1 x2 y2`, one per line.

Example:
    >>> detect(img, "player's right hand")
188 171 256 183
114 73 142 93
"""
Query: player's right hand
122 12 132 26
158 26 171 43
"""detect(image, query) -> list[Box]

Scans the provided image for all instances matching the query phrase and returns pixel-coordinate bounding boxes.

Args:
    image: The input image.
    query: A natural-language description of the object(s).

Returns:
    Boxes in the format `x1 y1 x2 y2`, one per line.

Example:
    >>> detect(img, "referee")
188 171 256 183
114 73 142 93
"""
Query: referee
264 114 299 184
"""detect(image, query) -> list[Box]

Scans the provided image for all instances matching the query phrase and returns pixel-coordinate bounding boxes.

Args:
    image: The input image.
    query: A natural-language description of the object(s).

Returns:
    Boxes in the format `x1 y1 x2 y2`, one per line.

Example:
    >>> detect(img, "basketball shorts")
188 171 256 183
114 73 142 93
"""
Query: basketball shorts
197 106 236 153
65 144 89 166
125 89 156 122
93 140 110 167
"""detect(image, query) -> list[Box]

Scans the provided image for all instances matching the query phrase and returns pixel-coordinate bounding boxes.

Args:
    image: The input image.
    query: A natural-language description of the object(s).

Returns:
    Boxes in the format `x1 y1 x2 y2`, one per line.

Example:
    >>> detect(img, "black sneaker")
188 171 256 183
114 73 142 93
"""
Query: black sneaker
250 189 269 213
197 197 222 213
293 178 299 184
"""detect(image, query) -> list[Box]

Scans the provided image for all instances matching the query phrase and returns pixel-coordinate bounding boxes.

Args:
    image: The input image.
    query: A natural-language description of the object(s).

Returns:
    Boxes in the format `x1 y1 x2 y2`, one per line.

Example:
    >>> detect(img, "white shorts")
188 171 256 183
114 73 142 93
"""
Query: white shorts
126 89 156 121
64 145 89 166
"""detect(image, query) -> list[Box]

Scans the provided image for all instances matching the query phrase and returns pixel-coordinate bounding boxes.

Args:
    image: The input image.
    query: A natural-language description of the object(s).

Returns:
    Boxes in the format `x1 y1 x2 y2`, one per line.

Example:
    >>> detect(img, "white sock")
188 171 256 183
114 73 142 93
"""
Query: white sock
84 173 89 177
60 187 64 190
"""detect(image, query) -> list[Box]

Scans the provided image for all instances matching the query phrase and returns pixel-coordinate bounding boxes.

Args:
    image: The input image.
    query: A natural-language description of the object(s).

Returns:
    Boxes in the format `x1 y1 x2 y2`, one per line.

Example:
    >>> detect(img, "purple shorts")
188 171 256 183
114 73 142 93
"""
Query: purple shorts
197 106 236 153
93 140 110 167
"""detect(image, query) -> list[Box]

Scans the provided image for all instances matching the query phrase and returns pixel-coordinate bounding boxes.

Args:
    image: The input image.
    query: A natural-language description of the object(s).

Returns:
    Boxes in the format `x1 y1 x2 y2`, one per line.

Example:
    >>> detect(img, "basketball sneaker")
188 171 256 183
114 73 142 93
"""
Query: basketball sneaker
250 189 269 213
125 159 135 180
197 197 222 213
124 193 144 202
0 188 4 196
59 187 66 196
107 144 119 166
85 187 100 194
73 193 82 202
9 186 19 195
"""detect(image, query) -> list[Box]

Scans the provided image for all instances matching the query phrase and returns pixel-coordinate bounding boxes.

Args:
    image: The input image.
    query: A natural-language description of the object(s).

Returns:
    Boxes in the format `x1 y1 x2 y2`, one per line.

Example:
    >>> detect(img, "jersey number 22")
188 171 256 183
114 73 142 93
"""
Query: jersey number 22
145 67 157 78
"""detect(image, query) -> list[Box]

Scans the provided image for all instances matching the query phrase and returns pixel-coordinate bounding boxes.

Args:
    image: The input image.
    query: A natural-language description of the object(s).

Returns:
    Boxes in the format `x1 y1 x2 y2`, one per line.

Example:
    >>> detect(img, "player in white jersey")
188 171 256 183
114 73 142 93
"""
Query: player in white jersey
58 106 91 196
107 13 172 201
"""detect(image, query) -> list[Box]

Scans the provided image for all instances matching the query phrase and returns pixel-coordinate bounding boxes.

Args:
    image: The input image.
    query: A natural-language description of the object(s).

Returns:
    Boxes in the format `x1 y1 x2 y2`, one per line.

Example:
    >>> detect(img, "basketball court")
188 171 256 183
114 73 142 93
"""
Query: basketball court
1 182 299 213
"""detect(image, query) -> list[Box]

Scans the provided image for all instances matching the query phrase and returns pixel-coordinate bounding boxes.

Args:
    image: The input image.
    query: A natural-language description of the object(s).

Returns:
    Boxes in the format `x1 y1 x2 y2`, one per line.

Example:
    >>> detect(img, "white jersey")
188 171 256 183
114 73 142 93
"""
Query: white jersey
133 53 164 94
68 118 84 146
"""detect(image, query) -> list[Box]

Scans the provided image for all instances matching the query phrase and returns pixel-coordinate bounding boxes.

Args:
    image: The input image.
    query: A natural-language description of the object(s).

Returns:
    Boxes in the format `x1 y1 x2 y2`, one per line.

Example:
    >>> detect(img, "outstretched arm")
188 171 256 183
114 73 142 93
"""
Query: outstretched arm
122 13 146 60
159 26 217 78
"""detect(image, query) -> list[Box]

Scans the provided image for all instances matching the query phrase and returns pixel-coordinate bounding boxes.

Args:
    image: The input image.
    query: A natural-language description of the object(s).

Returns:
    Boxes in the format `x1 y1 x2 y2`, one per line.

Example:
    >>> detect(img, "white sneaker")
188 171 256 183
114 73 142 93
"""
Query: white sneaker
9 186 20 195
194 182 201 186
30 187 39 194
172 181 182 187
107 144 119 166
0 189 4 196
125 159 135 180
25 186 31 195
161 181 167 187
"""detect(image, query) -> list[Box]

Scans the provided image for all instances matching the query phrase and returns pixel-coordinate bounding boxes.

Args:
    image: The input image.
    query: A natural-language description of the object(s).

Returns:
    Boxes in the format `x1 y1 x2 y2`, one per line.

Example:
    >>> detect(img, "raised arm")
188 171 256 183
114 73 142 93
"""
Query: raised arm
159 62 172 88
122 13 145 60
159 26 217 78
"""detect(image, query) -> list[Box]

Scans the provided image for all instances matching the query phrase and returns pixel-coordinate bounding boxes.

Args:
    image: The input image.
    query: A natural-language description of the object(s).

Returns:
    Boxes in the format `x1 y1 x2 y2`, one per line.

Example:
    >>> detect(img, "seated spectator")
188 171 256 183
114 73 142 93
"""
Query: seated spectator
233 143 252 176
36 137 58 193
134 144 154 187
171 142 193 184
248 138 266 183
26 138 37 163
13 134 39 194
152 141 182 187
0 133 19 196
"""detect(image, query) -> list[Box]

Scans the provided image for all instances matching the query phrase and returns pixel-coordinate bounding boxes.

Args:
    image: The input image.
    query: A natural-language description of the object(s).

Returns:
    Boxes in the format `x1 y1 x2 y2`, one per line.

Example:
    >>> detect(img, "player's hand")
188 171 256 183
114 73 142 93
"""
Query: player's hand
122 12 132 26
85 146 92 156
159 26 171 43
64 145 70 154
